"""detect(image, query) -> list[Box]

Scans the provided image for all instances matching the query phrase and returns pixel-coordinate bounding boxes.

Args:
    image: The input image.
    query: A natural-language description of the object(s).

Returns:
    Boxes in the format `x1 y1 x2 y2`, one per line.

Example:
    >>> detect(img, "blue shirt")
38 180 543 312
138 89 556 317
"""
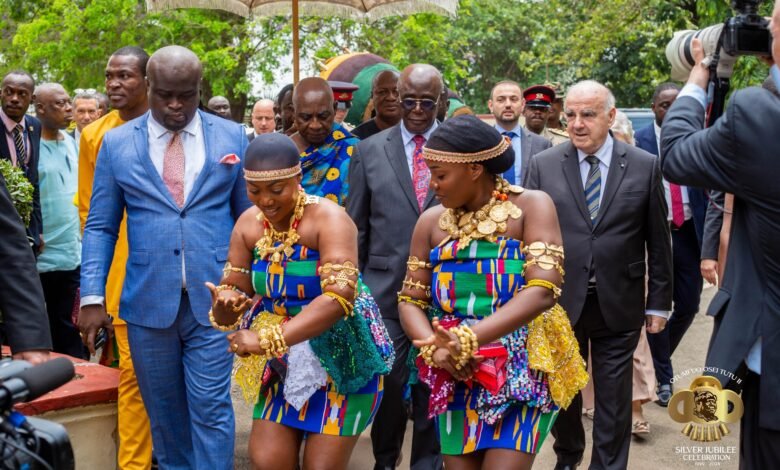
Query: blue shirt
494 124 523 183
37 132 81 272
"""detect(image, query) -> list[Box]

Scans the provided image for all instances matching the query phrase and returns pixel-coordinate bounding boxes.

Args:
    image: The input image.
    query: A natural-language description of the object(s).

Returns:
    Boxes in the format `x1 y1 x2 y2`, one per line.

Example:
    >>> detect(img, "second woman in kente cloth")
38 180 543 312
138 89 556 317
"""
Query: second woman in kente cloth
206 133 393 470
398 115 588 470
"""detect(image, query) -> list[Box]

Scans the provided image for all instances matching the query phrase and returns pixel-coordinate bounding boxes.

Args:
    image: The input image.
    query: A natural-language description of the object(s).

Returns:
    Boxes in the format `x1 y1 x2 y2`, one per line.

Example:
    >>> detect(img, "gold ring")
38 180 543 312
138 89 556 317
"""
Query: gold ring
232 343 239 351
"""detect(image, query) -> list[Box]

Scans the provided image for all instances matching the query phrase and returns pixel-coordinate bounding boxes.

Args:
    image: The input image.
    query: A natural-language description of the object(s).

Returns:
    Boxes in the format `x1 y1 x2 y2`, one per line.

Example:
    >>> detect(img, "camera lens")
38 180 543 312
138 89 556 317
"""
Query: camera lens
665 24 731 81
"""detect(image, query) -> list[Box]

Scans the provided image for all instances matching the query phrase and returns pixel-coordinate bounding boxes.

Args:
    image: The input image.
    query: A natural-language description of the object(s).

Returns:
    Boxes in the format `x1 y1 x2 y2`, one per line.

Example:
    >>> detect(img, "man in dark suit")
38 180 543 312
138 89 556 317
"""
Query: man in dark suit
487 80 552 185
635 82 707 406
660 13 780 465
526 80 672 470
347 63 443 470
0 173 52 364
1 70 42 255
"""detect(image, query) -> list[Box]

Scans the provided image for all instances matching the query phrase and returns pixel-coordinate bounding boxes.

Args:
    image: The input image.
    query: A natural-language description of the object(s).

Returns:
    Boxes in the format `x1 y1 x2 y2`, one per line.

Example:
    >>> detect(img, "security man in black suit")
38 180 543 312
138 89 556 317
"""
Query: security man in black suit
661 12 780 464
526 80 672 470
1 70 42 255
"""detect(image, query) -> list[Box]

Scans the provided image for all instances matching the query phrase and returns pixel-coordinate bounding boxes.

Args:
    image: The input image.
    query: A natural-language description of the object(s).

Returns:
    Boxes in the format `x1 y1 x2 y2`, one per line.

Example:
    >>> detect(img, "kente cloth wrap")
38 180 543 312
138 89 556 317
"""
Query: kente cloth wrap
233 242 393 436
418 237 587 453
299 123 357 206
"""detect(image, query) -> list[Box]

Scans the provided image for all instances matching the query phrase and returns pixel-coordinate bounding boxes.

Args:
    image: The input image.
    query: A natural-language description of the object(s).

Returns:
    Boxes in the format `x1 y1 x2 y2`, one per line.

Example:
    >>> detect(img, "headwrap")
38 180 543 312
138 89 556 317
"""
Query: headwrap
424 115 515 175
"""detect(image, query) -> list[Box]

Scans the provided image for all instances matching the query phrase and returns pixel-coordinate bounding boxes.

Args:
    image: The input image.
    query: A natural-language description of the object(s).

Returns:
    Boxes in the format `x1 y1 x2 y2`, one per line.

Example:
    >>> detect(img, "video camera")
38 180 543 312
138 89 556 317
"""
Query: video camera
666 0 771 80
0 357 76 469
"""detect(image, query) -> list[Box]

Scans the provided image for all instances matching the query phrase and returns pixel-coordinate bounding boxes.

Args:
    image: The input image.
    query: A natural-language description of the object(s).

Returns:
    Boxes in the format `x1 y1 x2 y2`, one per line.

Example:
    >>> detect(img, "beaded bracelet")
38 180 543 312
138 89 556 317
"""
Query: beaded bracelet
208 308 242 332
522 278 562 299
418 344 438 367
397 294 430 311
257 324 289 359
323 291 355 317
449 324 479 370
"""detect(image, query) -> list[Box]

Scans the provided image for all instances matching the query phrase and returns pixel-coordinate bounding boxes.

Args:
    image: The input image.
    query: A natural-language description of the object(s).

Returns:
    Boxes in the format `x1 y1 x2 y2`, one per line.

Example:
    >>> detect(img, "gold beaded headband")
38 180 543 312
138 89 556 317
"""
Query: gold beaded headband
244 165 302 182
422 135 512 164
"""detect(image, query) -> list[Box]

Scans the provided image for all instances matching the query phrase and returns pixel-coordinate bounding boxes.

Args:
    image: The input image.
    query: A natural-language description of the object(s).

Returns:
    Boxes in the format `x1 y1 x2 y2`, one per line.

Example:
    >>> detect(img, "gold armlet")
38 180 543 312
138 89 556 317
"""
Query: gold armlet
320 276 357 291
319 261 359 291
397 294 430 310
523 241 565 259
323 291 355 318
208 308 242 332
449 325 479 370
522 258 565 277
222 262 251 278
522 278 562 299
402 277 431 297
257 324 289 359
418 344 438 367
407 256 432 271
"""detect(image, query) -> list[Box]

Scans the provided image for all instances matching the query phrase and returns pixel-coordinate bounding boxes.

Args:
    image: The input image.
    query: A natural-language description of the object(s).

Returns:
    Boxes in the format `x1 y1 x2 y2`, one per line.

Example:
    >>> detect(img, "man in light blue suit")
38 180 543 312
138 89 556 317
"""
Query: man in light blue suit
79 46 251 469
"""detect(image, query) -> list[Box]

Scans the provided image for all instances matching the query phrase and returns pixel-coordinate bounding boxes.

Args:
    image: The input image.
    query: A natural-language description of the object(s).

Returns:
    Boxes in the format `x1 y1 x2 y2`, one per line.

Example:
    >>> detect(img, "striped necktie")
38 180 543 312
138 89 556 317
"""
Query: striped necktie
12 124 27 172
584 155 601 220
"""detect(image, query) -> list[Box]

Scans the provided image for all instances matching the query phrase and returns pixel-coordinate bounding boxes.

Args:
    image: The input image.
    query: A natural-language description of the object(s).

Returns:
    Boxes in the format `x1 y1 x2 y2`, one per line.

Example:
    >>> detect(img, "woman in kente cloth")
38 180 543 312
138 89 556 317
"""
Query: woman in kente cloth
206 133 394 470
398 115 589 470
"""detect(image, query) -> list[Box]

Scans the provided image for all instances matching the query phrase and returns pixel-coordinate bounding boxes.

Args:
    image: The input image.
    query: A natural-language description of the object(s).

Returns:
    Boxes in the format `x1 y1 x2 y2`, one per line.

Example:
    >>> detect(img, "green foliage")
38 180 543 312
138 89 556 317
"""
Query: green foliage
0 159 34 226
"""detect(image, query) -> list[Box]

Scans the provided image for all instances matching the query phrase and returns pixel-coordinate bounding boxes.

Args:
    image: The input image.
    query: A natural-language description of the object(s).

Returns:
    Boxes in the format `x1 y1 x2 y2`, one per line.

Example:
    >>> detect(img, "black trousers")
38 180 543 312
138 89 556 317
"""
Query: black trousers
647 218 702 386
552 290 640 470
39 268 86 359
371 318 442 470
740 370 780 469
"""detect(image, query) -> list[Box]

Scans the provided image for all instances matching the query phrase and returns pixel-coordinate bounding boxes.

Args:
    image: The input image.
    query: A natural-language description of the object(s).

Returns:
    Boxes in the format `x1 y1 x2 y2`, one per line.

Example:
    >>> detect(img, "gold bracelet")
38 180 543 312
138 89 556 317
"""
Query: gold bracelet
222 262 251 278
215 284 249 297
418 344 438 367
208 308 242 331
523 241 565 259
397 294 430 310
449 324 479 370
320 276 357 291
318 261 359 291
407 256 432 271
402 277 431 297
522 257 565 277
257 324 289 358
522 278 562 299
323 291 355 317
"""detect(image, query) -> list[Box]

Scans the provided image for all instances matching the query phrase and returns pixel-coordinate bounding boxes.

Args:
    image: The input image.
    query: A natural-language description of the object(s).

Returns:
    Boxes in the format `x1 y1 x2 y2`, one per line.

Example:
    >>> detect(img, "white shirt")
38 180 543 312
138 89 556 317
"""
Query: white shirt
654 122 692 222
577 135 614 208
147 112 206 201
400 121 439 176
494 124 524 183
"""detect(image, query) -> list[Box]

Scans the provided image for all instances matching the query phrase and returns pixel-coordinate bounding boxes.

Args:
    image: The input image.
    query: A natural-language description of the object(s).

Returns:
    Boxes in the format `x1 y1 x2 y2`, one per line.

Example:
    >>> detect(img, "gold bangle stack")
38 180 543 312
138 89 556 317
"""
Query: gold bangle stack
418 344 438 367
522 278 562 299
402 277 431 297
257 324 288 359
208 308 242 332
522 241 565 278
323 291 355 317
450 324 479 370
397 294 430 310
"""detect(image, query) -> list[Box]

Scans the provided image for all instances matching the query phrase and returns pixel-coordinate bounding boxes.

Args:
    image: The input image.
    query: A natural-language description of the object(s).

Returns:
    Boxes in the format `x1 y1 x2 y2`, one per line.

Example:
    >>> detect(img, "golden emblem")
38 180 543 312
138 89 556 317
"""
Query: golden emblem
438 211 456 231
477 219 497 235
489 204 509 222
668 376 743 442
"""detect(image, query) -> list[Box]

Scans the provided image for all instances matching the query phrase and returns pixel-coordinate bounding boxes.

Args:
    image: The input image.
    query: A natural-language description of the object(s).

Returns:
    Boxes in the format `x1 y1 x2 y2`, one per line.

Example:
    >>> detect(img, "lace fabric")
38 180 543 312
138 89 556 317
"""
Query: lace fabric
284 340 327 410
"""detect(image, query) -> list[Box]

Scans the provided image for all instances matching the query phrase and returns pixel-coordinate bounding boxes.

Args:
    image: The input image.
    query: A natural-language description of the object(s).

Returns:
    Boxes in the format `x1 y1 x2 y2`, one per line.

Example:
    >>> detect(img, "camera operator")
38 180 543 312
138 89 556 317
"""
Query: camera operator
660 2 780 467
0 174 52 365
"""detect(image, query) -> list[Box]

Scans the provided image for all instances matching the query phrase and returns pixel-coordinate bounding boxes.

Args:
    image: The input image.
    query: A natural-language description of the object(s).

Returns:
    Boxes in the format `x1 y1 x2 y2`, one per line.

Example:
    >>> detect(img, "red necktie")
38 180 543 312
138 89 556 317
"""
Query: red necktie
163 132 185 207
412 135 429 211
670 183 685 228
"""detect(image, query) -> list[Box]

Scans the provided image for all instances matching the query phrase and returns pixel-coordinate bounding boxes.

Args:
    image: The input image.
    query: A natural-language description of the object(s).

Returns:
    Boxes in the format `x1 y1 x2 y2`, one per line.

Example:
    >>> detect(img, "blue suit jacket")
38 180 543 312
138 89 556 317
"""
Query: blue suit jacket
635 123 706 246
81 110 252 328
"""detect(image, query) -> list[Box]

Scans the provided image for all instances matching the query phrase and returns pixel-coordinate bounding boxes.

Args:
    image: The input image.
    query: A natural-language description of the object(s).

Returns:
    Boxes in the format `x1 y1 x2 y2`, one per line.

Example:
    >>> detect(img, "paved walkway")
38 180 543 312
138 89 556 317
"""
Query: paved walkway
233 286 741 469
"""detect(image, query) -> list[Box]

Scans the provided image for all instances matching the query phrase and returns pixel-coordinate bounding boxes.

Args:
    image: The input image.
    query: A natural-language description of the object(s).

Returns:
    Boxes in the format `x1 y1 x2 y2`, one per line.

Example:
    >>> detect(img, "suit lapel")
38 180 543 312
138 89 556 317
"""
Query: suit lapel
385 127 420 213
133 115 179 211
561 144 591 225
185 111 215 209
0 120 10 162
520 128 533 175
593 142 628 230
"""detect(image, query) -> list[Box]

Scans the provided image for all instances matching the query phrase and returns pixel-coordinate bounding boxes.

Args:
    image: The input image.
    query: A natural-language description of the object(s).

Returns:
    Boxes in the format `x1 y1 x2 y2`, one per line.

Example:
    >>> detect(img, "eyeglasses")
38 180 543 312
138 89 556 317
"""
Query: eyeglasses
400 98 439 112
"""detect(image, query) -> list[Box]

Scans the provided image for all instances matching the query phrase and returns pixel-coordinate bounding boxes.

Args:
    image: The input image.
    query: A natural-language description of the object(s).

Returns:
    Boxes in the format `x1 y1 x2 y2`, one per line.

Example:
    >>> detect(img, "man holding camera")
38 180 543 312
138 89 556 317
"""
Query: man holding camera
660 2 780 466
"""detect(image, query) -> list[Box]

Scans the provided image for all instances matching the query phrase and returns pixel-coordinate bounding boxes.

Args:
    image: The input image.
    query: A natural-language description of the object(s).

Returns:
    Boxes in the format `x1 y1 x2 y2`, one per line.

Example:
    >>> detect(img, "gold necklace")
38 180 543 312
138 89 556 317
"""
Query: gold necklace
255 191 319 264
438 177 524 245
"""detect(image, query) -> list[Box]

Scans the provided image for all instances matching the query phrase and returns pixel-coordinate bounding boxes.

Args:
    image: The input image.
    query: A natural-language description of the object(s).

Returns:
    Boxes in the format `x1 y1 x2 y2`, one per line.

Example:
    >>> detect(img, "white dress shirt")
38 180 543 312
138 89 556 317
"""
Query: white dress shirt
147 112 206 201
654 122 692 222
400 121 439 176
576 134 614 208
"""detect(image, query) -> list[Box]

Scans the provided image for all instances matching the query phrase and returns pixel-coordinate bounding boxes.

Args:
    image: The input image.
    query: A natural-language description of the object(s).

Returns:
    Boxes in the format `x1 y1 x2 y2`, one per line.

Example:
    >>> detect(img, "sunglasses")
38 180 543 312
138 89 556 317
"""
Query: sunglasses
400 98 439 112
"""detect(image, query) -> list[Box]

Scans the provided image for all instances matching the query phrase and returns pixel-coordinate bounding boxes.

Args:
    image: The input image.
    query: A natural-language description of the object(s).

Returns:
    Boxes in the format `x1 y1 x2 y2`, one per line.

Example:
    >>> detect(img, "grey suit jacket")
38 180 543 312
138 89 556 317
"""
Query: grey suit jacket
661 87 780 429
346 125 437 320
526 139 672 331
499 127 552 186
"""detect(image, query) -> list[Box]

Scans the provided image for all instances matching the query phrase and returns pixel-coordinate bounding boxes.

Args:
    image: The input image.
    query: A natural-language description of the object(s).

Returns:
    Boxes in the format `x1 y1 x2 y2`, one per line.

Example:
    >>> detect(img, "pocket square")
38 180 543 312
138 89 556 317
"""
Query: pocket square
219 153 240 164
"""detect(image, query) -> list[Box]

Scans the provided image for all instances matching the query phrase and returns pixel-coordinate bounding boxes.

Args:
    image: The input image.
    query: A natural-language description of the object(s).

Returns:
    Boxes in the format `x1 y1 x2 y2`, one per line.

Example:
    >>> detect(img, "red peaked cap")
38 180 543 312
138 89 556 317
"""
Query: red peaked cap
523 85 556 108
327 80 359 103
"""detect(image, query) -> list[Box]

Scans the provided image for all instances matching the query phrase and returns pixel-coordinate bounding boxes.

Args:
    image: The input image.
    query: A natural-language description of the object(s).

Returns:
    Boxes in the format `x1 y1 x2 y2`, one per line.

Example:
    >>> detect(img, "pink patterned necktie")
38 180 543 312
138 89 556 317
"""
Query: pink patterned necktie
669 183 685 228
163 132 185 207
411 134 429 211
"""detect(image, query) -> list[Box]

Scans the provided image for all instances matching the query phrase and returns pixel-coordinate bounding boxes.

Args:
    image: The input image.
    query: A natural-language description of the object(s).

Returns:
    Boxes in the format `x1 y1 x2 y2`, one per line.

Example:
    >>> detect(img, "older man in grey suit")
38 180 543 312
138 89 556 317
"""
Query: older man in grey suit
347 63 443 470
526 80 672 470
